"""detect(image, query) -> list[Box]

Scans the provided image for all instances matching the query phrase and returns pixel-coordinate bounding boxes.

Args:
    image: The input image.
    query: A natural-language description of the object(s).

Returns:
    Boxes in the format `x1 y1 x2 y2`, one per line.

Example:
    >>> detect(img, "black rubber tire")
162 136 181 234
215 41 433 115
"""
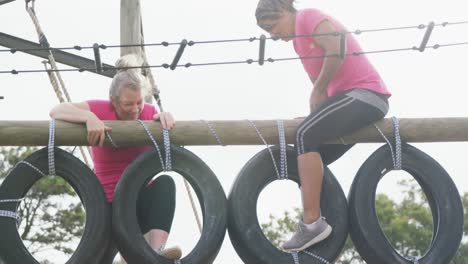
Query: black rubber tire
348 143 463 264
112 145 227 264
227 146 348 264
0 147 111 264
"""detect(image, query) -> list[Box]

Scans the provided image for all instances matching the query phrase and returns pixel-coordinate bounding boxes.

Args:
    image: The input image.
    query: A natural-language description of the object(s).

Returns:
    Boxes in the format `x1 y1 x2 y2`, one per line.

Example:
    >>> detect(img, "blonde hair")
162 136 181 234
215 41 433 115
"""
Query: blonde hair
255 0 296 25
109 54 149 98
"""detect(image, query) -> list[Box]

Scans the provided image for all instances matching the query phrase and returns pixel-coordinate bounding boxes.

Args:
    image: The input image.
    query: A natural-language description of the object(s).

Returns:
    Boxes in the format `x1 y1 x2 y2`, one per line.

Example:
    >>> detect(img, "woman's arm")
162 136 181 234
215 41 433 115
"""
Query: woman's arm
49 102 111 146
49 102 93 123
309 20 345 111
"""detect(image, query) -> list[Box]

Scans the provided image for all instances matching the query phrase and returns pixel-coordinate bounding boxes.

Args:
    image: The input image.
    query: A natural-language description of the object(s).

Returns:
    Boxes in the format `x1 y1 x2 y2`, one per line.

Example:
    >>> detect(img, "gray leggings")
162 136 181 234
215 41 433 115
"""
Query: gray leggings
296 88 389 164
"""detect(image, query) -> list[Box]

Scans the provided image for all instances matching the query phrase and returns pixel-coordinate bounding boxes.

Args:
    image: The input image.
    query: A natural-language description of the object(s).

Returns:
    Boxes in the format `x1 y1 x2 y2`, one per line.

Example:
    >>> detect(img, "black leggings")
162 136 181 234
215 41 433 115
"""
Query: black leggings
296 88 389 164
100 175 176 264
137 175 176 233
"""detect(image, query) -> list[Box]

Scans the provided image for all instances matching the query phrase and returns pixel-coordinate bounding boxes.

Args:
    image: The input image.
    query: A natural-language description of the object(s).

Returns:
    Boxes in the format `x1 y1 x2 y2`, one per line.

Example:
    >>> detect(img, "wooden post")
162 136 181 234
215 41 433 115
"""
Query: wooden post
120 0 143 57
120 0 153 103
1 118 468 146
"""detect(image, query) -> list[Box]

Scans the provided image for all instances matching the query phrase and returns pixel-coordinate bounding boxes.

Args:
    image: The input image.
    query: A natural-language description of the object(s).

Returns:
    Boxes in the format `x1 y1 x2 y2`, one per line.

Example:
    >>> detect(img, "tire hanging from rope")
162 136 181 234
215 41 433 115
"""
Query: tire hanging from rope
227 146 348 264
25 0 92 168
112 145 227 264
0 147 111 263
348 143 463 263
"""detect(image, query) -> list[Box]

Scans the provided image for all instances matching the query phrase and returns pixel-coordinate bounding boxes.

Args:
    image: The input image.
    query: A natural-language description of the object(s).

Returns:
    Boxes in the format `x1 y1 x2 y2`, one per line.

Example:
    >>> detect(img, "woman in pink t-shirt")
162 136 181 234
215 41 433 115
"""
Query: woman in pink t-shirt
256 0 390 251
50 55 181 261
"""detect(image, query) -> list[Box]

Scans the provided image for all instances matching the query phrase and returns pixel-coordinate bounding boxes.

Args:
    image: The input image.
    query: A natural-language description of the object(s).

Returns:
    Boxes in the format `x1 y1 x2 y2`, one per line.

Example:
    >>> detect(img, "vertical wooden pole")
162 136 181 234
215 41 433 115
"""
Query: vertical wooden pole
120 0 153 103
120 0 143 57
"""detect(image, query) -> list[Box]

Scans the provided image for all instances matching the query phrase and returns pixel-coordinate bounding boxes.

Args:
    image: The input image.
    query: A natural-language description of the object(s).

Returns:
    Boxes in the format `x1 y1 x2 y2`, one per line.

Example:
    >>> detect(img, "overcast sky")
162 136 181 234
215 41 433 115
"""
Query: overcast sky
1 0 468 263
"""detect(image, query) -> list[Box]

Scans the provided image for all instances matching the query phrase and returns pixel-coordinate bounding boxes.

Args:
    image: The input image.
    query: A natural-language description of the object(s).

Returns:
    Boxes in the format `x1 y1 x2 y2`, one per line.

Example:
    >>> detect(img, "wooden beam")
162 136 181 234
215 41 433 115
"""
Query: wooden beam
0 32 116 78
0 118 467 147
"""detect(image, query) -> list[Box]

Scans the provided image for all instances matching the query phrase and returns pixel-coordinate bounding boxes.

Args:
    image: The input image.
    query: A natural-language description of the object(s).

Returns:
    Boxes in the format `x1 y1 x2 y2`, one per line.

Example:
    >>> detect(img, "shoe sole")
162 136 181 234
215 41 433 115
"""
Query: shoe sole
286 225 333 252
161 248 182 260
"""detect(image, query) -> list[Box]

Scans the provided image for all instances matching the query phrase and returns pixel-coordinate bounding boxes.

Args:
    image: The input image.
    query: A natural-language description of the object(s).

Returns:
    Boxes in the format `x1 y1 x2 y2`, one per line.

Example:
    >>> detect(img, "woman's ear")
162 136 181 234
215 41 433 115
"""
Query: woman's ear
110 96 117 108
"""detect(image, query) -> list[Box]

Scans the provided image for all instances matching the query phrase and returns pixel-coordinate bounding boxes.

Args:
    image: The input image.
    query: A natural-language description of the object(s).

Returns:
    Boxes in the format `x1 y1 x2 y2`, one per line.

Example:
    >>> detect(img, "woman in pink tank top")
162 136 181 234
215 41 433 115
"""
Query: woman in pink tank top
50 54 181 261
256 0 390 251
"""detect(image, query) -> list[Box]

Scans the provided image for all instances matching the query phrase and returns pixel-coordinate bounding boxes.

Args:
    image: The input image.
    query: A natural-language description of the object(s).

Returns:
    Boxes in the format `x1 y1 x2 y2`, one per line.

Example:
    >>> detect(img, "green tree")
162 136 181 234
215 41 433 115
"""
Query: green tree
261 180 468 263
0 147 85 261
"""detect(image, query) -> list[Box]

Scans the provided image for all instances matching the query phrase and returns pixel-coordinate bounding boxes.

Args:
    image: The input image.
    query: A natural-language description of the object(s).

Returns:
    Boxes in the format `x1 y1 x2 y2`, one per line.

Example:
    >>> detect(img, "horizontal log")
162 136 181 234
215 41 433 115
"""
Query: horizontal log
0 118 467 146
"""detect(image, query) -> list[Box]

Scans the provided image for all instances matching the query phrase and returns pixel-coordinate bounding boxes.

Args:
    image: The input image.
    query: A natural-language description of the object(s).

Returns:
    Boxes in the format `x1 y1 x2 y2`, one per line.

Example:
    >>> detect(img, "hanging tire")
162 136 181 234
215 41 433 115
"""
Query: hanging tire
0 147 111 264
227 146 348 264
112 145 227 264
348 143 463 263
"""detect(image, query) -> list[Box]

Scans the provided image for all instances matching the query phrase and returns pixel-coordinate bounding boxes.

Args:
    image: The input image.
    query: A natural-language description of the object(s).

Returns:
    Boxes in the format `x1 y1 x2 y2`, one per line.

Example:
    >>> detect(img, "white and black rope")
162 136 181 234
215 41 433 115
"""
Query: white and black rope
137 119 168 171
162 128 172 171
247 120 281 179
303 250 330 264
277 119 288 179
48 119 56 175
105 130 119 148
202 120 225 146
374 116 402 170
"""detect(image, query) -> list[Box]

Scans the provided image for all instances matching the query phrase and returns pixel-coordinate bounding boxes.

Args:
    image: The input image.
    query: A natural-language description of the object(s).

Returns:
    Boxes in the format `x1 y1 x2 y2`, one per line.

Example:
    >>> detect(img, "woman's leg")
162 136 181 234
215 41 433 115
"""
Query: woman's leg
137 175 180 259
283 89 388 251
298 152 323 224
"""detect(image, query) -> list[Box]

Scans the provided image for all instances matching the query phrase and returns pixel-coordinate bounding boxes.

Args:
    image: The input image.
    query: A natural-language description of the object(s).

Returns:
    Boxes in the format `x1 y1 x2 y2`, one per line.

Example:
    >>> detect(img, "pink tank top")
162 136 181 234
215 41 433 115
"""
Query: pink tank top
87 100 157 202
293 8 391 97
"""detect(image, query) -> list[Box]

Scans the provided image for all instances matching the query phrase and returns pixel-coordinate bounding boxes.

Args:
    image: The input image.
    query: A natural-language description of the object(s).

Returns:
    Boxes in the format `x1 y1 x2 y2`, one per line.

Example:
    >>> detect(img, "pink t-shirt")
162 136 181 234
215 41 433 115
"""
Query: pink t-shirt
87 100 157 202
293 8 391 97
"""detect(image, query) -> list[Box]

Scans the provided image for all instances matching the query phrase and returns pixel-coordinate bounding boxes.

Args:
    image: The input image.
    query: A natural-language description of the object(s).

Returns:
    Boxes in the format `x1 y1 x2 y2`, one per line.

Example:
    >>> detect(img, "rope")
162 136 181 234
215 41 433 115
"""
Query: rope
162 129 172 171
182 176 203 234
247 120 282 179
43 61 92 165
412 256 420 264
17 161 46 176
0 198 23 223
0 210 20 221
48 119 56 176
303 250 330 264
289 250 330 264
137 119 167 170
291 251 300 264
247 119 289 179
277 120 288 179
139 18 163 111
0 155 49 222
374 116 402 170
0 198 23 204
26 1 92 167
202 120 225 146
105 130 119 148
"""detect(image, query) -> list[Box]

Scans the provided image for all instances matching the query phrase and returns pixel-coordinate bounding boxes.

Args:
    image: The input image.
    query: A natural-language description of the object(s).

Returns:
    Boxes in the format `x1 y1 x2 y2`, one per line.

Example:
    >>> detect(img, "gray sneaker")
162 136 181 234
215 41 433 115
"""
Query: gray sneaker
282 217 333 252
